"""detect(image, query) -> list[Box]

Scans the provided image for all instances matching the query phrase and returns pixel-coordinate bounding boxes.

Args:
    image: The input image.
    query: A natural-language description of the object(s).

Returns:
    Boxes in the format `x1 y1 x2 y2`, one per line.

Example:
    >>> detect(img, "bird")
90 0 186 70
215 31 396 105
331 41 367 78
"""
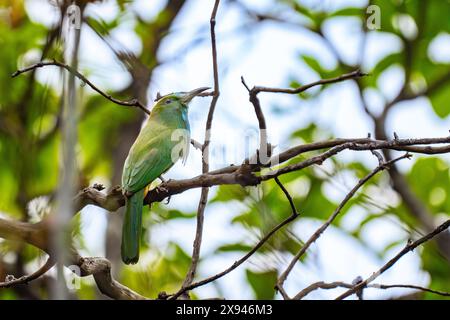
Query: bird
121 87 209 264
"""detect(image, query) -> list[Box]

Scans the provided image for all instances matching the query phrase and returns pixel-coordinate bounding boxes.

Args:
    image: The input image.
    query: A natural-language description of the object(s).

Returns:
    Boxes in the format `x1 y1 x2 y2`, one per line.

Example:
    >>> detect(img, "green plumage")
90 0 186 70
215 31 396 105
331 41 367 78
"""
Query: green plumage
121 88 208 264
121 189 144 264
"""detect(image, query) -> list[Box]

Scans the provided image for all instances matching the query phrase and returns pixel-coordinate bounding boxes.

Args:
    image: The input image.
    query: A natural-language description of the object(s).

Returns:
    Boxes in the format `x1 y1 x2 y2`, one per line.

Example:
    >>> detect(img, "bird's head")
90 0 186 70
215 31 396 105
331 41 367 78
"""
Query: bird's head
155 87 210 109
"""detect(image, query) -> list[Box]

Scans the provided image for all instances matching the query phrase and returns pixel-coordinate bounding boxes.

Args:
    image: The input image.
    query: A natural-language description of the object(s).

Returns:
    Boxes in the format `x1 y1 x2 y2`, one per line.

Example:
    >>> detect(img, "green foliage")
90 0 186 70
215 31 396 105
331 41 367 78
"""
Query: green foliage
429 86 450 118
0 0 449 300
287 0 450 300
121 242 192 298
216 243 254 253
246 269 278 299
407 157 450 213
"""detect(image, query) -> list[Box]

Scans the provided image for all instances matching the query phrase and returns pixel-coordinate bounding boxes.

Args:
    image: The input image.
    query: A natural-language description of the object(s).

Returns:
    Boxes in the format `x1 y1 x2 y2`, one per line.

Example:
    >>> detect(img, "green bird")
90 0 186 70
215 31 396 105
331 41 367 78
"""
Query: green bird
121 87 209 264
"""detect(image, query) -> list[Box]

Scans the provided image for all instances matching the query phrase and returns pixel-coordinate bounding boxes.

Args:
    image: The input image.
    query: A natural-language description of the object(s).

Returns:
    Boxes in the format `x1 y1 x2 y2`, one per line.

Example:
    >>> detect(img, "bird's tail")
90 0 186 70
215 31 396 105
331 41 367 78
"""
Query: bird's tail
121 189 144 264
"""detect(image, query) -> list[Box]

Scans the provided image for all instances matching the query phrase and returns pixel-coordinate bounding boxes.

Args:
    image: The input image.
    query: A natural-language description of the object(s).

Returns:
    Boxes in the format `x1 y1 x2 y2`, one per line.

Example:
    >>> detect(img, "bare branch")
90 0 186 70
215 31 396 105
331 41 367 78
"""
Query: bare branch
369 283 450 297
336 219 450 300
274 177 298 216
253 69 366 95
0 218 49 252
293 281 352 300
77 256 147 300
274 135 450 165
244 79 269 164
292 281 450 299
12 61 150 115
0 257 55 288
70 135 450 214
73 185 124 213
0 217 148 300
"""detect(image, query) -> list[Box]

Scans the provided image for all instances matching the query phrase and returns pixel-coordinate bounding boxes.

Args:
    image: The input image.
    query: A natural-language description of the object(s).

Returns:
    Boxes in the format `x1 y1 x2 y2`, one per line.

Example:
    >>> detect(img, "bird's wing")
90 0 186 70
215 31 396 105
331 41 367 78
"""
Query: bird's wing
122 130 175 193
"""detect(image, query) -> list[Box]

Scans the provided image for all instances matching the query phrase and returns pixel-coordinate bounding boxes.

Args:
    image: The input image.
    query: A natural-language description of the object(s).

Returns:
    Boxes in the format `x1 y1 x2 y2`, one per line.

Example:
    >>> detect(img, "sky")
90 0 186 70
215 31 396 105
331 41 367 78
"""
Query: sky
23 0 450 299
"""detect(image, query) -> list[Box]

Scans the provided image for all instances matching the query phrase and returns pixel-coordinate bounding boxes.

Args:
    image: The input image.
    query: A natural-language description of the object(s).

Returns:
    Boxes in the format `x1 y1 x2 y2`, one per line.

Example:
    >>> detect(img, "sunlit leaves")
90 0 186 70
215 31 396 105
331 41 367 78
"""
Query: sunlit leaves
407 157 450 214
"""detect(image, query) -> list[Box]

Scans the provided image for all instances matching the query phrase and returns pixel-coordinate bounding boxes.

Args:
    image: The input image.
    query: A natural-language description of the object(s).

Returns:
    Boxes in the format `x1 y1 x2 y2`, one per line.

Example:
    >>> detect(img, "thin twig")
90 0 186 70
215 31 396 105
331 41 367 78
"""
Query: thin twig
12 61 150 115
253 69 367 94
241 76 272 166
263 142 357 181
335 219 450 300
181 0 221 293
275 153 411 298
274 177 298 215
0 258 55 288
293 281 352 300
274 136 450 166
369 283 450 297
240 69 380 168
292 281 450 299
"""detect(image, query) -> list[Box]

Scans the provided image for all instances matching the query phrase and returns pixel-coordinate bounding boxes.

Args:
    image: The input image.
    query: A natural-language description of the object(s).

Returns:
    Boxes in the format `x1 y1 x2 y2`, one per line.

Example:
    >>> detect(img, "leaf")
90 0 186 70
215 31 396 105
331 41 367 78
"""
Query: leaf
246 269 278 300
300 54 327 78
365 53 402 88
420 240 450 300
290 123 318 143
211 184 249 203
216 243 254 253
329 7 364 18
407 157 450 213
151 204 196 220
85 17 120 36
429 85 450 118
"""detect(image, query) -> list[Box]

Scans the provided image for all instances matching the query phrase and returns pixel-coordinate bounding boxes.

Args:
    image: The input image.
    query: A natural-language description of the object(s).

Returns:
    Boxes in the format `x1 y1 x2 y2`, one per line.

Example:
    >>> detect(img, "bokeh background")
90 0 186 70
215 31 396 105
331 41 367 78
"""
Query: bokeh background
0 0 449 299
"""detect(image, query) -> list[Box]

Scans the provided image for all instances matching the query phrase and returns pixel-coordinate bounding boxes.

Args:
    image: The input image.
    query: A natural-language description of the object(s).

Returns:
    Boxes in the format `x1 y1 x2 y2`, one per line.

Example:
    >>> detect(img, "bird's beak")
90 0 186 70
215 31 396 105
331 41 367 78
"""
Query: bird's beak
181 87 210 104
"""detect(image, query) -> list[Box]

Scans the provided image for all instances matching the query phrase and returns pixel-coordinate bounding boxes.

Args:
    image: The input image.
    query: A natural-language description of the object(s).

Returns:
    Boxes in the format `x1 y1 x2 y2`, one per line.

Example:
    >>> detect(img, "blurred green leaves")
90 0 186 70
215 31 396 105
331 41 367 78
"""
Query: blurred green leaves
121 242 192 298
407 157 450 214
246 269 278 299
0 0 449 300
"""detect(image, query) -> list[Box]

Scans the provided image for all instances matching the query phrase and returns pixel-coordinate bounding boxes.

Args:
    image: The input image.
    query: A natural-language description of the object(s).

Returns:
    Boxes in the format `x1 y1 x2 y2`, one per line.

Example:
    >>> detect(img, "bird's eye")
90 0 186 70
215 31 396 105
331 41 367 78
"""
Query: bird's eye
165 99 172 104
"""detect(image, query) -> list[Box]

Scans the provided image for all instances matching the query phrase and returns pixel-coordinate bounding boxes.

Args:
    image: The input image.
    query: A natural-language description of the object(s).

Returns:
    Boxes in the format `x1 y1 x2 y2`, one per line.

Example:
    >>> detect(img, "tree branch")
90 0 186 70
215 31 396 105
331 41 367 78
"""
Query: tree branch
76 256 147 300
292 281 450 299
12 61 151 115
252 69 366 95
293 281 352 300
274 177 299 216
335 219 450 300
0 217 147 300
369 283 450 297
0 257 55 288
241 76 269 164
71 135 450 214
